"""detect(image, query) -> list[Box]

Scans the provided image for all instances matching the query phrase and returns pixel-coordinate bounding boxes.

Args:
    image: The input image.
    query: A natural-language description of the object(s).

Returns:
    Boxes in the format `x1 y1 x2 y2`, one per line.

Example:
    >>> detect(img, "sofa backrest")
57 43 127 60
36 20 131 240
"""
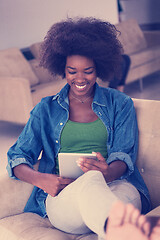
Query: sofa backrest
0 48 39 87
133 98 160 210
30 42 42 59
116 19 147 55
29 43 61 84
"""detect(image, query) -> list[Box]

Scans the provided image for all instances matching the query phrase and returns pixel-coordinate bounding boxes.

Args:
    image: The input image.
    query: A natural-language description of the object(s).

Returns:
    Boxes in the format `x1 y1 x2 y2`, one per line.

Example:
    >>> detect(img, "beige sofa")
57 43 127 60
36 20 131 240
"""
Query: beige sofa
0 98 160 240
116 19 160 88
0 47 67 125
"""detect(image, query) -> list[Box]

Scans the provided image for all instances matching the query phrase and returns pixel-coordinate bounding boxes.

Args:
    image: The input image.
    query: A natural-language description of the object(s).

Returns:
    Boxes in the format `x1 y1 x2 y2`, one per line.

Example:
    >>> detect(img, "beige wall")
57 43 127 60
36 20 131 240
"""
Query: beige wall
0 0 119 50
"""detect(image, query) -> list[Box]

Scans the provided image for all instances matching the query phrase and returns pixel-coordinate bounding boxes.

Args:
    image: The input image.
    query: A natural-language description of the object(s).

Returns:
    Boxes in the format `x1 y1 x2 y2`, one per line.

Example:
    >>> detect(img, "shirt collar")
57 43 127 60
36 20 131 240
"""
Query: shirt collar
93 83 108 107
52 83 70 104
52 82 108 107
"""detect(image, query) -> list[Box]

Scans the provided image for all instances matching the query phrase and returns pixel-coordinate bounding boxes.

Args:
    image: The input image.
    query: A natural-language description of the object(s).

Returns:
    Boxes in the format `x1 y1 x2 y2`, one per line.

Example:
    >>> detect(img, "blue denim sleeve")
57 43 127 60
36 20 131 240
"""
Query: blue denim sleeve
6 158 35 179
7 103 43 179
107 97 138 179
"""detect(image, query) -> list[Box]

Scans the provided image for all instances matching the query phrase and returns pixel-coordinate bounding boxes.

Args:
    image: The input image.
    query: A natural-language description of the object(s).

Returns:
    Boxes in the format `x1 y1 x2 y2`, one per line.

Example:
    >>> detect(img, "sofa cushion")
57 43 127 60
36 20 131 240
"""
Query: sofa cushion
31 78 67 106
130 46 160 69
30 42 42 59
0 77 33 124
29 59 61 84
0 48 39 86
116 19 147 55
0 173 34 219
0 213 97 240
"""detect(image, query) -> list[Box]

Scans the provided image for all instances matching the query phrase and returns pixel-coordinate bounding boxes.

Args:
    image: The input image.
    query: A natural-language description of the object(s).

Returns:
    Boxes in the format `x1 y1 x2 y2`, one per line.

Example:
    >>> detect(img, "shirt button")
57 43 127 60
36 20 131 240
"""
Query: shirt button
60 122 63 125
141 168 145 173
56 140 58 143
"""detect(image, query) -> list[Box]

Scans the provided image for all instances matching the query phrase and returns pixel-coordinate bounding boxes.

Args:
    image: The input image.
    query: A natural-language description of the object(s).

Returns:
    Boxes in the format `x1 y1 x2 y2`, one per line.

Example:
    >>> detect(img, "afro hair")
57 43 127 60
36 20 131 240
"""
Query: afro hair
40 17 123 81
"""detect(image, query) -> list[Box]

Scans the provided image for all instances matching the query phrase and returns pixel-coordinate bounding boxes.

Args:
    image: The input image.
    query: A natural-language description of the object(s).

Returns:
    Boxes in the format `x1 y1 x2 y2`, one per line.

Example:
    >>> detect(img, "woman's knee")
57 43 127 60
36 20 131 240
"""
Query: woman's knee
80 170 105 183
109 180 142 211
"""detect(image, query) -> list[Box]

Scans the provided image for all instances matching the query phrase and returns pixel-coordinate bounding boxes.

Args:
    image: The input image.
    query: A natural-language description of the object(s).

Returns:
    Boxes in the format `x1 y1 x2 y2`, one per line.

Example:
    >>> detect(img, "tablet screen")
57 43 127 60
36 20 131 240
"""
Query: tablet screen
58 153 96 178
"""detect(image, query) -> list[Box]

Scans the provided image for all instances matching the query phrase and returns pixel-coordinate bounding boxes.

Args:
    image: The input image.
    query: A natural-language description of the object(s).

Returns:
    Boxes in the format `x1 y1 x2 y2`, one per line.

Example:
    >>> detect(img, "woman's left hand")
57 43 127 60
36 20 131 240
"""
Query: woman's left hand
77 152 127 182
77 152 110 180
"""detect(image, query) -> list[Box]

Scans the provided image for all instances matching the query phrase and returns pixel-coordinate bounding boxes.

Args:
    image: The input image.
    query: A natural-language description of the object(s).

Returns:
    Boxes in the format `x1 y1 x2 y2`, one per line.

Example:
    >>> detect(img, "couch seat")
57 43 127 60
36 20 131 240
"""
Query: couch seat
0 213 97 240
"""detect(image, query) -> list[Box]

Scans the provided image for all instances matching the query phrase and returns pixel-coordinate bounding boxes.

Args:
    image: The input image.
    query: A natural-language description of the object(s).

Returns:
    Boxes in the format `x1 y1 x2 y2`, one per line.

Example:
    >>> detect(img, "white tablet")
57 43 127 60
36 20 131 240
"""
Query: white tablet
58 152 97 178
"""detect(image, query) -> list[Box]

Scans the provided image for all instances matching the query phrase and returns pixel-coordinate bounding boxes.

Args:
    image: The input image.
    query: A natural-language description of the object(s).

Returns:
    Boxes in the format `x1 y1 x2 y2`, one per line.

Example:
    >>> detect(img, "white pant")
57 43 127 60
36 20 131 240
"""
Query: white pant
46 171 141 239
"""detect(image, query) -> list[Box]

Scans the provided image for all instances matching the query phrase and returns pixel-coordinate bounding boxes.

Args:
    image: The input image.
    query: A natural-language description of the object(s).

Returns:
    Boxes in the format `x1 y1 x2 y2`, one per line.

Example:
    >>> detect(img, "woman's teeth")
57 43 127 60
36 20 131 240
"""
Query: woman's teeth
75 85 86 89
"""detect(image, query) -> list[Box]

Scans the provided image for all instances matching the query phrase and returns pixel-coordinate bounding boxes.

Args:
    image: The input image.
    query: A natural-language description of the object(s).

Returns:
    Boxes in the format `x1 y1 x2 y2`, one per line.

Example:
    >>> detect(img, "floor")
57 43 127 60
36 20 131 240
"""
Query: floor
0 71 160 176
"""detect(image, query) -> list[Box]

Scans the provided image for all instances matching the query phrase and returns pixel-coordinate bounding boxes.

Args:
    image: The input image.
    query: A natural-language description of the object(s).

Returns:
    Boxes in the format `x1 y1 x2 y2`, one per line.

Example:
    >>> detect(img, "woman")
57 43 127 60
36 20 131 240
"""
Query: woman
7 17 151 239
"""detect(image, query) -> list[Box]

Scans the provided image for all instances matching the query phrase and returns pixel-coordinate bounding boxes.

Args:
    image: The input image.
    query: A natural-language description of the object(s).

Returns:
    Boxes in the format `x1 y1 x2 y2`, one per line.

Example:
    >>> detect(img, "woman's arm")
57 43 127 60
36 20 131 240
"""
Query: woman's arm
103 160 127 182
107 97 138 178
13 164 74 197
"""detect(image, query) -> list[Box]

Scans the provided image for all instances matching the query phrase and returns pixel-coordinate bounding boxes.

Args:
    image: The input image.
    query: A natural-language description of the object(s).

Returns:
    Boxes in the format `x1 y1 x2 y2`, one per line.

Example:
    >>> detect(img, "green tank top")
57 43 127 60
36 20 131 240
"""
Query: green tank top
56 118 108 174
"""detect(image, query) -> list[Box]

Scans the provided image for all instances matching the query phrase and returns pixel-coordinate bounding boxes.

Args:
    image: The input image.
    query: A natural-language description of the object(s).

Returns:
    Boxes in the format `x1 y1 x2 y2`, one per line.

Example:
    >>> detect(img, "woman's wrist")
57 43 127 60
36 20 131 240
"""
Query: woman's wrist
104 160 127 182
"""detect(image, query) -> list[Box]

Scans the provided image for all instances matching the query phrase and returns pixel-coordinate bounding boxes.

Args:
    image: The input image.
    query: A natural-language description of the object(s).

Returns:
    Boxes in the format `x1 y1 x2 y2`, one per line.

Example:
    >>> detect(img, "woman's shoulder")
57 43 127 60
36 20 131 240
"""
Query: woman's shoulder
30 95 57 116
100 87 136 119
41 95 56 104
98 85 133 107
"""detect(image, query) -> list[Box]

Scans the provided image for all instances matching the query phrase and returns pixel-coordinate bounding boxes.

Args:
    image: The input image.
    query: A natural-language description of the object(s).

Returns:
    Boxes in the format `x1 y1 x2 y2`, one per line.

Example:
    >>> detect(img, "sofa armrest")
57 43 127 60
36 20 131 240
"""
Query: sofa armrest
0 173 34 219
146 206 160 217
0 77 33 124
143 30 160 47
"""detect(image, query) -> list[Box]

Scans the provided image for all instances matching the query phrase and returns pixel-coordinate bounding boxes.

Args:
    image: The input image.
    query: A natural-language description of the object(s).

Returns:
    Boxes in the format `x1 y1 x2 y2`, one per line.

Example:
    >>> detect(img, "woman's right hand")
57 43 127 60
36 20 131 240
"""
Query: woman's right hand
37 172 74 197
13 164 74 197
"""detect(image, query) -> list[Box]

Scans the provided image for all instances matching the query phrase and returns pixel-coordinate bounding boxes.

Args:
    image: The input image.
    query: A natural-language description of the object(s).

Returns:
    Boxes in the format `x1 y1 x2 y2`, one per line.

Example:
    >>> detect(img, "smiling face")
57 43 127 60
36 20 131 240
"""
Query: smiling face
65 55 97 98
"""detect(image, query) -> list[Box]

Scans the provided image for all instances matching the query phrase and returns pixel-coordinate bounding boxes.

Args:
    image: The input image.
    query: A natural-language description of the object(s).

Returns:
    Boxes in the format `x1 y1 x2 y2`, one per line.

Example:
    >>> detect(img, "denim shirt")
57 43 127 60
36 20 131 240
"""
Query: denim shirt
7 83 151 217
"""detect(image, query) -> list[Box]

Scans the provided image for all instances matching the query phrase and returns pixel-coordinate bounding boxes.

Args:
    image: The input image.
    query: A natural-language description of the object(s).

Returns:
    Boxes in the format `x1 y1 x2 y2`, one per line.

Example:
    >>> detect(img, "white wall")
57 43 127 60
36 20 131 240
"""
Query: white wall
0 0 119 50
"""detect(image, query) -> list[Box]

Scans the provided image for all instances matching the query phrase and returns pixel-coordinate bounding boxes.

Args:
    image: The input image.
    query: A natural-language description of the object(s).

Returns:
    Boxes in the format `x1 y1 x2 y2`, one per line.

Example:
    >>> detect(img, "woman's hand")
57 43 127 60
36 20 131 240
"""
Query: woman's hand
77 152 127 182
13 164 74 197
37 173 74 197
77 152 109 178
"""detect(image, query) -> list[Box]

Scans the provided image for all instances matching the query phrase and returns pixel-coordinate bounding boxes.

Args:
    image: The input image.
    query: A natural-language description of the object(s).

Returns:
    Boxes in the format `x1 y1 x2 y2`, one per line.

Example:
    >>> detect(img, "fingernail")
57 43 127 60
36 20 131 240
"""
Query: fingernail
92 151 96 155
76 160 81 167
76 158 83 167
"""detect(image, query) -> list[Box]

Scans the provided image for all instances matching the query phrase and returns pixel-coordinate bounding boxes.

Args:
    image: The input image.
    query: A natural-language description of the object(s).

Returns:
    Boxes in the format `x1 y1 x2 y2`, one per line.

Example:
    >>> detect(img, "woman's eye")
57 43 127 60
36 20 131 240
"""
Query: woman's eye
68 71 76 75
85 71 94 74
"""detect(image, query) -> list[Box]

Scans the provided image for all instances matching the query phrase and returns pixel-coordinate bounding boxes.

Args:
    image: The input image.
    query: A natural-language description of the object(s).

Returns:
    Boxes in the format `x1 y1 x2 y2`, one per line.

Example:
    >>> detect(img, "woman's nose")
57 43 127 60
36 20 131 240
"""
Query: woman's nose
76 72 85 80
